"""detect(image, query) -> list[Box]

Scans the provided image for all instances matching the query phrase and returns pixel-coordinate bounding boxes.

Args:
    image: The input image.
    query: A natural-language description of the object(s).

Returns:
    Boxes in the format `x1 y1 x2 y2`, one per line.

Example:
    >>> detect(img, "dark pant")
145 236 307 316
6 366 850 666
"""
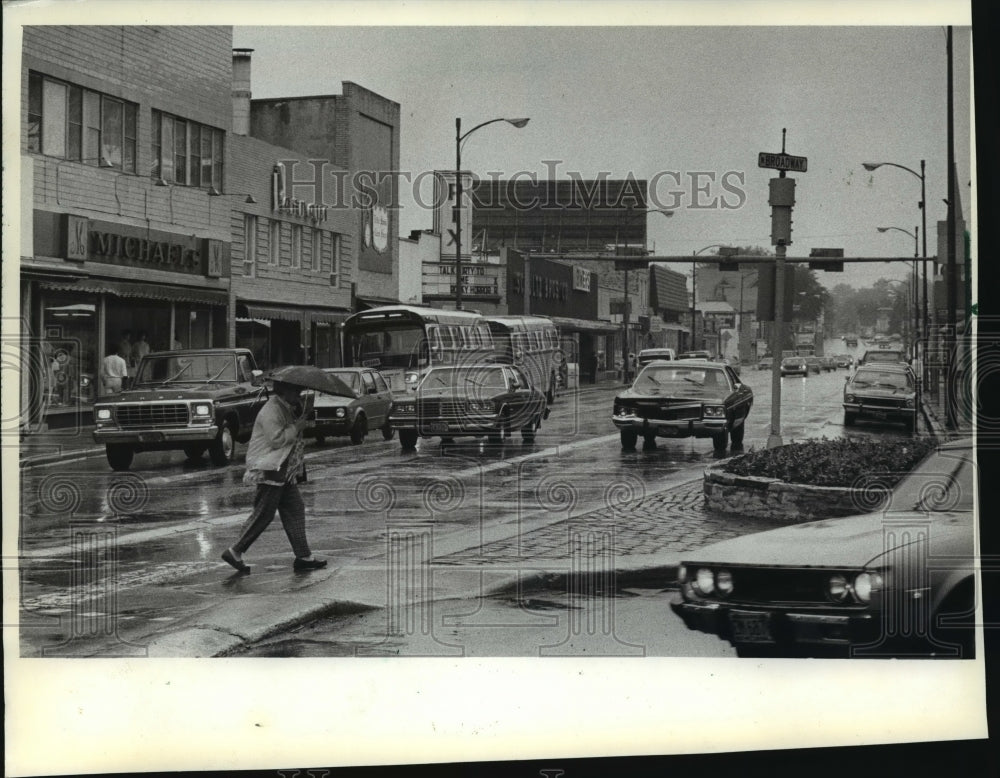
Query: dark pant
232 482 311 559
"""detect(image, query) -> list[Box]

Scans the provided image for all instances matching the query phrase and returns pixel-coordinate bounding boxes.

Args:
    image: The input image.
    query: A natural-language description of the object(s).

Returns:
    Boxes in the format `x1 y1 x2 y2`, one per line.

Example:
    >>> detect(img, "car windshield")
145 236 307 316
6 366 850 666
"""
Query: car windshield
887 448 974 512
421 367 506 390
137 354 236 384
324 370 361 392
851 369 912 390
635 366 729 392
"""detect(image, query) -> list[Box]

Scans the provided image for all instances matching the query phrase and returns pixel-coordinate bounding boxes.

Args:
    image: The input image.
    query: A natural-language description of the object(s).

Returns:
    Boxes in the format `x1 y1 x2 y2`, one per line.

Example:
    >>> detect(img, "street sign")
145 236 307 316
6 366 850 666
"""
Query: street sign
758 152 808 172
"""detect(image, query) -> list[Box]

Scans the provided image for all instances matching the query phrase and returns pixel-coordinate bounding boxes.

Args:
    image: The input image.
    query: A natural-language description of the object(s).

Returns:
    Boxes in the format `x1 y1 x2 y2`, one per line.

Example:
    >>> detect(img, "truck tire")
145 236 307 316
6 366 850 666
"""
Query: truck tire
106 444 134 471
399 428 418 450
209 420 236 465
183 444 206 461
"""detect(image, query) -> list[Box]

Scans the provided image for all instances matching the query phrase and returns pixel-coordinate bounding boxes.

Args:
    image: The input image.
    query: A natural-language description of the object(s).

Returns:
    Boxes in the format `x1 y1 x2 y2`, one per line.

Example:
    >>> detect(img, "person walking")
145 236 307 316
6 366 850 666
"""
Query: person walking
100 344 129 395
221 380 325 574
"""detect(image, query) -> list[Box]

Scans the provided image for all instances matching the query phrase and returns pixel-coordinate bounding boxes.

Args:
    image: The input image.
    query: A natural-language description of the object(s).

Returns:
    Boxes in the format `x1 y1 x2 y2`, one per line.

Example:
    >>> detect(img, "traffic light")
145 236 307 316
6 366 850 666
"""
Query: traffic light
769 178 796 246
809 247 844 272
718 245 740 271
756 262 795 321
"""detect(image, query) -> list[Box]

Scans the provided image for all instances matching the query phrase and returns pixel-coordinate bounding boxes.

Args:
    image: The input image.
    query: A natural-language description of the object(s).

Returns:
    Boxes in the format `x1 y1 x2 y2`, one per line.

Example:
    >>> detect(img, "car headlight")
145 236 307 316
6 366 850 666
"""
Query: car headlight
703 405 725 418
694 568 715 595
827 573 850 603
844 393 855 403
193 403 211 417
335 407 346 418
95 408 112 421
853 572 882 603
904 398 915 408
467 401 493 412
716 569 734 596
396 402 415 414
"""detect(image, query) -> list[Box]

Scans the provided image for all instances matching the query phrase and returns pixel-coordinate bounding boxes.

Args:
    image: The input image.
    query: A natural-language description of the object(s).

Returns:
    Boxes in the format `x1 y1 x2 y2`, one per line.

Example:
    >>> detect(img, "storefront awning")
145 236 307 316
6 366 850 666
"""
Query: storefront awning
237 303 348 325
550 316 621 334
38 278 229 305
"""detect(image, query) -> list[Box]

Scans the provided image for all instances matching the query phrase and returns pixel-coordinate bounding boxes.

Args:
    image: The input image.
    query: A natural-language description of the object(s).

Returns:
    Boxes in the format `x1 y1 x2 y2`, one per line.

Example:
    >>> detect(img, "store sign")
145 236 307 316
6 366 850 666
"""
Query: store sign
573 265 592 292
371 205 389 253
66 215 89 262
271 163 328 222
203 239 224 278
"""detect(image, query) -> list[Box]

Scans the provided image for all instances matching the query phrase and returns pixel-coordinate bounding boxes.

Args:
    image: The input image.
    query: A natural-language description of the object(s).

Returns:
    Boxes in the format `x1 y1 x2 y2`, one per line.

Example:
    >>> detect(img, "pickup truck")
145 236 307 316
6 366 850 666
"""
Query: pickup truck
92 348 268 471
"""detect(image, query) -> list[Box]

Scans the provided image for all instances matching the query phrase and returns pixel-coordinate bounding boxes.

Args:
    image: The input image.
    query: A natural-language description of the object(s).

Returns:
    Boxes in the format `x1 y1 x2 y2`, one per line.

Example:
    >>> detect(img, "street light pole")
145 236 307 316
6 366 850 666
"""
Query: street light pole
454 116 530 311
876 225 921 362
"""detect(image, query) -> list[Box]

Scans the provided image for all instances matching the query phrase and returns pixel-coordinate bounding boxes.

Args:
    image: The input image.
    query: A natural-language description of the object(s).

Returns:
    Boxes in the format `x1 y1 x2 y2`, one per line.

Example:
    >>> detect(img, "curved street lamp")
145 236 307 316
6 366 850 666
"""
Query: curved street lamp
454 117 530 311
877 226 921 363
863 159 928 355
689 244 732 353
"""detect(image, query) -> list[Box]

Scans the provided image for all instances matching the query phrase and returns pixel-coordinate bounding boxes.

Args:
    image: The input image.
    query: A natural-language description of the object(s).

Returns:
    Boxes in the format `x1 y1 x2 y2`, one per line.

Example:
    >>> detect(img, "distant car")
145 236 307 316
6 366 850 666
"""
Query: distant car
678 350 712 360
859 348 907 367
780 357 808 377
92 348 268 471
390 364 547 449
757 356 774 371
820 355 837 372
805 356 822 374
843 363 918 434
671 438 975 658
845 336 858 347
637 348 677 366
307 367 395 445
612 359 752 451
834 354 854 369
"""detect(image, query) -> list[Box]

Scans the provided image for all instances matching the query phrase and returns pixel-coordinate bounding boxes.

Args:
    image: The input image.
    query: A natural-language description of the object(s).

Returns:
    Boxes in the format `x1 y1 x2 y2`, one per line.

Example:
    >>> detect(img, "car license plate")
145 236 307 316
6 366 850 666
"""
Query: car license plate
427 422 448 433
659 427 680 437
730 611 774 644
139 431 165 443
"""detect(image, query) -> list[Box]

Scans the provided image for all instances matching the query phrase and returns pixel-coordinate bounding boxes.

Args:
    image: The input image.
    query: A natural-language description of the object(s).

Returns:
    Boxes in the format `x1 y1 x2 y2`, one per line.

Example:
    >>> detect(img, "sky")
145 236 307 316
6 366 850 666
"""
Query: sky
233 18 973 291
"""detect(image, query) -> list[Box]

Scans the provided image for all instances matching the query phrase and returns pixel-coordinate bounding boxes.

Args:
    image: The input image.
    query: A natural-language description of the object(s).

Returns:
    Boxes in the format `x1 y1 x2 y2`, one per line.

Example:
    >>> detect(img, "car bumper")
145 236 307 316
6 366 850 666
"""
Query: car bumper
670 596 877 651
390 414 504 436
780 370 807 376
93 425 218 444
310 416 352 434
842 402 916 422
612 414 725 439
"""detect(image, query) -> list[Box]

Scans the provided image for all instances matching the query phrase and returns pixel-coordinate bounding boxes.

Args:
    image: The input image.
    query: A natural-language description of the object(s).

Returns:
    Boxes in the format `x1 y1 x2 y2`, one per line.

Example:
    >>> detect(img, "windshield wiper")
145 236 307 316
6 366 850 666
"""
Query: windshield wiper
162 363 192 384
681 376 702 385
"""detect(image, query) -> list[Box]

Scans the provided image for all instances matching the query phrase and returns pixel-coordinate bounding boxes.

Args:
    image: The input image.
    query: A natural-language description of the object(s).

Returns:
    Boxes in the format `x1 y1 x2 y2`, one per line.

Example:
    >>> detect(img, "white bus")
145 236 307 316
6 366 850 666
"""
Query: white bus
342 305 494 393
484 315 561 403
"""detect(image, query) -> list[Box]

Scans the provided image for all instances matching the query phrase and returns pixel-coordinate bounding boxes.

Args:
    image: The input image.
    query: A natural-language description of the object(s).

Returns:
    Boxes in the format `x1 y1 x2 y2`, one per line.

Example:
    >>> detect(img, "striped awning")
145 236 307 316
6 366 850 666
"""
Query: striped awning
549 316 621 333
38 277 228 305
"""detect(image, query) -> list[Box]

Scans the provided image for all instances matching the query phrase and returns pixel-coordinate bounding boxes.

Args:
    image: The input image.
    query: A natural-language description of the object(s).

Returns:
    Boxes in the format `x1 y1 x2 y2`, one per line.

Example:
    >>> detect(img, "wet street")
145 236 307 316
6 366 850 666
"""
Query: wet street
18 340 918 657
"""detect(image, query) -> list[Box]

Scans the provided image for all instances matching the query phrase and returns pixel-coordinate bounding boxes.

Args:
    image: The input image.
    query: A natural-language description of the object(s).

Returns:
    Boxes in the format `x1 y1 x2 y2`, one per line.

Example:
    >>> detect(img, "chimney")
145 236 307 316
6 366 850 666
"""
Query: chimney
232 48 254 136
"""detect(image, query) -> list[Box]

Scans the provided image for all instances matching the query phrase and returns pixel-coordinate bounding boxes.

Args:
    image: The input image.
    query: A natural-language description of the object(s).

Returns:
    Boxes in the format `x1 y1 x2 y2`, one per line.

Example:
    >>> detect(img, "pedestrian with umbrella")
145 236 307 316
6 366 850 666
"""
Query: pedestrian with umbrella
221 366 355 574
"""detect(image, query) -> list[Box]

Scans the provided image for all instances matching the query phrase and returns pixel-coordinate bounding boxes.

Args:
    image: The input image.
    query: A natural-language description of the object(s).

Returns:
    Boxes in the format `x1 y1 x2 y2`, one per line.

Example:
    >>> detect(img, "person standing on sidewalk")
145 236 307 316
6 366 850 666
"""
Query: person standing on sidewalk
99 344 128 396
221 380 326 574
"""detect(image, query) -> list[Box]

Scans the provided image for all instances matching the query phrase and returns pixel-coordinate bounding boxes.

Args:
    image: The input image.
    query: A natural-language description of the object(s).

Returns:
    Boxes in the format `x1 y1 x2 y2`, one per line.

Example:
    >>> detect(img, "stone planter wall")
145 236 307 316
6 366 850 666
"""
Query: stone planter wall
703 465 862 523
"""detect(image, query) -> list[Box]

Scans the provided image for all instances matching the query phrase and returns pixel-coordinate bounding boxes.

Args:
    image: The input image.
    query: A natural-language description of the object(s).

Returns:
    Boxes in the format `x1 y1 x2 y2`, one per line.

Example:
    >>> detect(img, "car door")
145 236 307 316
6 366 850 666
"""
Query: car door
369 370 393 426
725 366 751 418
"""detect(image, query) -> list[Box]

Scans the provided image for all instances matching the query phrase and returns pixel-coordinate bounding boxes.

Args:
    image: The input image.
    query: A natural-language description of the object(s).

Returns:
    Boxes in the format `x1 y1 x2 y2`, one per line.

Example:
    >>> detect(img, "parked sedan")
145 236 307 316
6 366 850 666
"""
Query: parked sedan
843 363 918 434
757 356 773 371
671 438 975 658
307 367 394 445
390 364 547 449
612 359 752 451
780 356 808 377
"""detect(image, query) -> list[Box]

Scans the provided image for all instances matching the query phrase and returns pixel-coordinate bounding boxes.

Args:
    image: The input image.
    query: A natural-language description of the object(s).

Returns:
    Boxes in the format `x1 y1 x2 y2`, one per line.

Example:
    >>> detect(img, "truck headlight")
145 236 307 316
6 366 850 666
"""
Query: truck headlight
95 408 112 422
335 407 346 418
193 403 212 417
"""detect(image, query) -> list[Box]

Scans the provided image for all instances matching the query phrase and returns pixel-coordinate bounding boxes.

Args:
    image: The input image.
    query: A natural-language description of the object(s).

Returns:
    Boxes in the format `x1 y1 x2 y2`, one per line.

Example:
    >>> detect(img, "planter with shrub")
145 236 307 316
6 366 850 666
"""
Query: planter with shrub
703 436 937 522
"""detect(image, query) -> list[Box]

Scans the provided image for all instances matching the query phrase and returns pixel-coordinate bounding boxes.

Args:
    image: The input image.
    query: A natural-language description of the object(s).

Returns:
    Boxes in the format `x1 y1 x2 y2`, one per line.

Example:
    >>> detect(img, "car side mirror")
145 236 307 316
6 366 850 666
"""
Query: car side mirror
251 369 264 386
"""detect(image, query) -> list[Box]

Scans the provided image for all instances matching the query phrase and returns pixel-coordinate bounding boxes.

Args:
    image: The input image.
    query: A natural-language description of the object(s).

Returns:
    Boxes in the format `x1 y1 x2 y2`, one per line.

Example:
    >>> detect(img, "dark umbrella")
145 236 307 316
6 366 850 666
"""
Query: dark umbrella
268 365 357 398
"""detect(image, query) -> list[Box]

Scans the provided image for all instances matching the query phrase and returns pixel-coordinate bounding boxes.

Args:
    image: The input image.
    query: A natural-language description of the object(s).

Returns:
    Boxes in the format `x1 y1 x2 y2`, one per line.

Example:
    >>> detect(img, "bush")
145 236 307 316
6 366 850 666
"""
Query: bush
723 436 938 487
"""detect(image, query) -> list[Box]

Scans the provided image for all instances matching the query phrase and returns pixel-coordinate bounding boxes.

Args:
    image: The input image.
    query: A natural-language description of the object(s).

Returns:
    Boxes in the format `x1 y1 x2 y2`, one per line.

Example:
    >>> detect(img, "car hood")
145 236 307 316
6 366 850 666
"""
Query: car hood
682 510 972 568
314 394 354 408
97 385 235 402
616 387 726 402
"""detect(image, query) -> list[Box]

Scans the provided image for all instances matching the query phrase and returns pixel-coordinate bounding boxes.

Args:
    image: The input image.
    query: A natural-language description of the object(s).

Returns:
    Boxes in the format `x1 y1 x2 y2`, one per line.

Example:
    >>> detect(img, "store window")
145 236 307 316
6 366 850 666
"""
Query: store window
41 292 98 407
27 72 137 172
268 220 281 265
306 228 321 271
330 232 341 286
291 224 302 269
151 110 224 189
243 215 258 276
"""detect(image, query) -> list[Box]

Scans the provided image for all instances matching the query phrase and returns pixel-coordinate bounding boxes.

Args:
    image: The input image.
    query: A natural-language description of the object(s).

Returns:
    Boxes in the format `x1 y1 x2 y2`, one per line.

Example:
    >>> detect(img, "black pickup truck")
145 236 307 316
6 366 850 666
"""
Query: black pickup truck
92 348 268 471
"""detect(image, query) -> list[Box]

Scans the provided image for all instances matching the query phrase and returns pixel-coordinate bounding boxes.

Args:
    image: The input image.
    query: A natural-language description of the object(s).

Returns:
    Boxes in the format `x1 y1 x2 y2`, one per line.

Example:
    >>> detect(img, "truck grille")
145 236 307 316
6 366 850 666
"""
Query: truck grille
115 403 190 429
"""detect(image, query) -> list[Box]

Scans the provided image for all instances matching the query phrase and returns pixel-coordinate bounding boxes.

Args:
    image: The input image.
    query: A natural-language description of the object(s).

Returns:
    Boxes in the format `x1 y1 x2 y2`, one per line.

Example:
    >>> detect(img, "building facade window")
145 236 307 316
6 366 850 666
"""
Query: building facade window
306 228 322 271
27 71 137 172
268 219 281 265
330 233 341 287
291 224 302 269
243 215 257 277
151 110 224 189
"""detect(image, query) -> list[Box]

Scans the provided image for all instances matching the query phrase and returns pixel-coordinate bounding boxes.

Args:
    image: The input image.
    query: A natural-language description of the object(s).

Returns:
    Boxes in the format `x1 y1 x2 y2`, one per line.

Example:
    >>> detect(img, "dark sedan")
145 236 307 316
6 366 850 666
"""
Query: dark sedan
390 364 547 449
611 359 752 451
671 439 975 658
843 363 918 434
307 367 394 445
780 357 808 377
